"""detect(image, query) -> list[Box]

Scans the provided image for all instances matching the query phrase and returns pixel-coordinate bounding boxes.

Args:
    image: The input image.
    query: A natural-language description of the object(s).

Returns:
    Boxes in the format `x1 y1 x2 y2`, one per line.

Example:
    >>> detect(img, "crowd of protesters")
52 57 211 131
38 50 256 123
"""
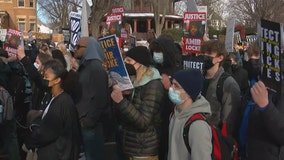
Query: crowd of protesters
0 30 284 160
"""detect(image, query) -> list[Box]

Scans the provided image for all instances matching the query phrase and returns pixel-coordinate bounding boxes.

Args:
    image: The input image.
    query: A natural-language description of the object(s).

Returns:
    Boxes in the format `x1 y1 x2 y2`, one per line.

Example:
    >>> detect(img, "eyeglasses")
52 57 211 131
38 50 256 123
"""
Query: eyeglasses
75 44 87 49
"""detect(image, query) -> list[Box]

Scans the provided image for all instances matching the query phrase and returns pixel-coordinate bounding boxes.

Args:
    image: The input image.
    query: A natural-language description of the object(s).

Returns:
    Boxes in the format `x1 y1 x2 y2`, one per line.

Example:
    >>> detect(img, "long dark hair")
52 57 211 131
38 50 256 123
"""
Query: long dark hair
44 59 78 94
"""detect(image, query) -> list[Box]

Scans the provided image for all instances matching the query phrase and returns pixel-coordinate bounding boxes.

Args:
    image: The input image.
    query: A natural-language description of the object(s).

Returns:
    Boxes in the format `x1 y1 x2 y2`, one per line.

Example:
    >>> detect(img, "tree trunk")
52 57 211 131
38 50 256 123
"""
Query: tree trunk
90 11 105 38
153 0 169 37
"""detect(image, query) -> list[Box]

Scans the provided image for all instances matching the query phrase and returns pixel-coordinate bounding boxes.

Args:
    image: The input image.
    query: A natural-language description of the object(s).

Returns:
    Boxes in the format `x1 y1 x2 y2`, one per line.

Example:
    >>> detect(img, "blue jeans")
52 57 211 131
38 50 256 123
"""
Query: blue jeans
81 123 105 160
0 119 20 160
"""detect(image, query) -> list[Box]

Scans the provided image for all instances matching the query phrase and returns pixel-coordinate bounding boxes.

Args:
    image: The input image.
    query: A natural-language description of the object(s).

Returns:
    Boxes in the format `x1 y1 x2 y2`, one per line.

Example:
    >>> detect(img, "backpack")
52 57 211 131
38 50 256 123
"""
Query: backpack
183 113 238 160
0 86 14 123
216 72 249 108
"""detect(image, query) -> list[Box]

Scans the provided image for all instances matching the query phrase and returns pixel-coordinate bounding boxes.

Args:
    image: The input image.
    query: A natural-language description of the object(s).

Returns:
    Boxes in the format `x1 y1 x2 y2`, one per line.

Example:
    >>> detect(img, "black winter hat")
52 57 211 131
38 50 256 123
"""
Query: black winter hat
172 69 204 101
126 46 153 67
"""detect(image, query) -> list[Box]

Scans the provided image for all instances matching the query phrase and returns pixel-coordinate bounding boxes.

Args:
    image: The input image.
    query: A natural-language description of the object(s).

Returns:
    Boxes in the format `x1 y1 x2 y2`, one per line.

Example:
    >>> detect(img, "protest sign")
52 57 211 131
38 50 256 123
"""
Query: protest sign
69 11 81 52
183 12 206 54
3 28 23 56
62 28 70 44
246 35 257 44
106 13 122 37
260 19 282 94
182 54 204 73
225 19 235 53
99 35 133 91
111 6 124 14
0 29 7 42
129 35 136 49
234 31 241 44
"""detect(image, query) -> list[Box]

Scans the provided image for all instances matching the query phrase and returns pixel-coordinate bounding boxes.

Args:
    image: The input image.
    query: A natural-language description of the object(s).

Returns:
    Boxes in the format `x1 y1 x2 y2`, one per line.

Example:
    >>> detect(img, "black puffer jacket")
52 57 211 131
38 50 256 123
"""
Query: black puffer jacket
116 68 165 156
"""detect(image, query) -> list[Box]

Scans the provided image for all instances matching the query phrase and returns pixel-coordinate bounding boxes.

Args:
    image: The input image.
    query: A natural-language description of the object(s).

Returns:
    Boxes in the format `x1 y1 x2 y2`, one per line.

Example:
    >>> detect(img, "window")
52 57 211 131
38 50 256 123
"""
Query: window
29 23 35 31
18 0 24 7
18 18 25 31
29 19 35 31
30 0 33 7
19 23 25 31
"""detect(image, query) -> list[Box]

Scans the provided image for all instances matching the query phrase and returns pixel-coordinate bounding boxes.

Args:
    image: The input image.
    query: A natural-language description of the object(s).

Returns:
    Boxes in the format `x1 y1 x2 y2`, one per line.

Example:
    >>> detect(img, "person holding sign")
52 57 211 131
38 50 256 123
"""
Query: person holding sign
246 80 284 160
111 46 164 160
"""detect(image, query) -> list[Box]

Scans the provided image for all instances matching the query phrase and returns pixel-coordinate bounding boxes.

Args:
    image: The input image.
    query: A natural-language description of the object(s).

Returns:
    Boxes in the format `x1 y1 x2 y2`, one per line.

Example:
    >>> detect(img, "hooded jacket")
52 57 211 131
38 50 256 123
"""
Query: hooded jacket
115 67 164 157
168 96 212 160
73 37 108 128
150 37 182 76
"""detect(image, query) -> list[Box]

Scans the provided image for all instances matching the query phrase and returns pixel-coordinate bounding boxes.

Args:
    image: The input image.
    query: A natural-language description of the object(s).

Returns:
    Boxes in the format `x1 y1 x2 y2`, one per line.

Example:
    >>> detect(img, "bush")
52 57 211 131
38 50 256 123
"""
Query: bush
161 28 183 42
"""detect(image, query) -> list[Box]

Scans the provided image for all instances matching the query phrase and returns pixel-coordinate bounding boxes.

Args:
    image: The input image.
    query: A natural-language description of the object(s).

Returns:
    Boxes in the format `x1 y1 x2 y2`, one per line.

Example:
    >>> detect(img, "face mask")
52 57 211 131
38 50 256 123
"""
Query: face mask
153 52 164 64
33 62 39 70
202 55 215 70
231 64 239 72
123 48 129 52
168 87 184 105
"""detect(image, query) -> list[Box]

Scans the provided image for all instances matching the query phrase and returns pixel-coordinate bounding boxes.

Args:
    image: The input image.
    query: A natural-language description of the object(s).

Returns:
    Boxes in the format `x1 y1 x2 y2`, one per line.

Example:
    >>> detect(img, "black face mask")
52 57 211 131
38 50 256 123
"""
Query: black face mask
231 64 239 72
202 55 215 71
125 63 136 76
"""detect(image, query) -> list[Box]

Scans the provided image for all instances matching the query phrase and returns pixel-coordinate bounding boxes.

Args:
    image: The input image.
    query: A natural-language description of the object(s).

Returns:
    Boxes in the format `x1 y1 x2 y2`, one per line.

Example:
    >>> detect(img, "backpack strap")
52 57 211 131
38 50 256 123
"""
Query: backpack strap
216 72 230 103
183 113 206 153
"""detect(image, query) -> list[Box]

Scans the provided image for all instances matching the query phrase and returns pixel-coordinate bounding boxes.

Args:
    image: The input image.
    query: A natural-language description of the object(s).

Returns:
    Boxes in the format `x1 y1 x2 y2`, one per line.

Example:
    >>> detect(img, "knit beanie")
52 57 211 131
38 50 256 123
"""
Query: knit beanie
172 69 204 101
126 46 153 67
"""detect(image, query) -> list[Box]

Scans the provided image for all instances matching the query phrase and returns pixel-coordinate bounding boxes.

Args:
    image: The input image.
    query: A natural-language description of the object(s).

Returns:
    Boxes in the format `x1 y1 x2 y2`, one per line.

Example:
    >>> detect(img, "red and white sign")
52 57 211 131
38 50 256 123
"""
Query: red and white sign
4 28 23 56
183 12 206 54
121 28 128 39
111 6 124 14
106 14 122 23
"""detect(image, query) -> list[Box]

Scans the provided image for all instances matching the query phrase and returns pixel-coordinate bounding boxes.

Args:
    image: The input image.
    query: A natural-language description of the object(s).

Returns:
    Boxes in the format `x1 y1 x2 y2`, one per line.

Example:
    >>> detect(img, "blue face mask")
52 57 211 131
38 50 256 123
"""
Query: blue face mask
168 87 184 105
153 52 164 64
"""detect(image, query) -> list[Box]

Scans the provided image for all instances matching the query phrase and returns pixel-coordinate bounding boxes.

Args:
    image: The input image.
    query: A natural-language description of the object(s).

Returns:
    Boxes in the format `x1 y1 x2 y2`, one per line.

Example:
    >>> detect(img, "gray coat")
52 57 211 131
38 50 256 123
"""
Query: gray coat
204 67 241 137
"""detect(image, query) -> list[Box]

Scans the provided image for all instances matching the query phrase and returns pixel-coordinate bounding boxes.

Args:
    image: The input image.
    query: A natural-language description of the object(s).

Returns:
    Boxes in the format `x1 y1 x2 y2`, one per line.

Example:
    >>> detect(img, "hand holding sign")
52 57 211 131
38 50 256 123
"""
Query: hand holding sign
111 84 123 103
17 45 26 60
250 81 269 108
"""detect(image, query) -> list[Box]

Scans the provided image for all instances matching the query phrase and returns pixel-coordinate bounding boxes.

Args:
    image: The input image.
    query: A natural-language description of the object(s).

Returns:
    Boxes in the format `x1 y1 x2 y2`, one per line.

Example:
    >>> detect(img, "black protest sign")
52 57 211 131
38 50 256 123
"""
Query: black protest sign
260 19 282 94
182 54 204 73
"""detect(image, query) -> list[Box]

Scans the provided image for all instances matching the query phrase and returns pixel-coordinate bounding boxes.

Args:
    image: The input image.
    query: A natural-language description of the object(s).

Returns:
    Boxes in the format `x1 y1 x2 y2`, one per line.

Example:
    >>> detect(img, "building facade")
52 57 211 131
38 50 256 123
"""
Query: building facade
121 0 183 40
0 0 37 34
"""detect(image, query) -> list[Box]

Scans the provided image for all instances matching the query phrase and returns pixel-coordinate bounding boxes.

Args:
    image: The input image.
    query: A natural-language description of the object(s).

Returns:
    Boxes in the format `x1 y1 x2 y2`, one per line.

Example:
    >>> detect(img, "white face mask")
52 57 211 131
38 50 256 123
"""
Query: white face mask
123 48 129 52
33 62 40 70
153 52 164 64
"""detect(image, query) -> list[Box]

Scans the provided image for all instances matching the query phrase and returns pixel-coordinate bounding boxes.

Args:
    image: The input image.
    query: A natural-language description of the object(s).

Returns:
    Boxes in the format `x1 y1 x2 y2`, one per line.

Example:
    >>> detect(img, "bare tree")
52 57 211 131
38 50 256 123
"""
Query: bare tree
89 0 124 38
151 0 170 37
227 0 284 28
37 0 81 32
